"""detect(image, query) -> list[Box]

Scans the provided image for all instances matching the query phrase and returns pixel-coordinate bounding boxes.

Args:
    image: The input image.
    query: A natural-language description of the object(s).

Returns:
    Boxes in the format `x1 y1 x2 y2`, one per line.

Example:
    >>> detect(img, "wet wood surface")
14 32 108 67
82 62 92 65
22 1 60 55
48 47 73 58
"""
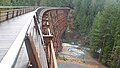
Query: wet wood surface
0 11 34 63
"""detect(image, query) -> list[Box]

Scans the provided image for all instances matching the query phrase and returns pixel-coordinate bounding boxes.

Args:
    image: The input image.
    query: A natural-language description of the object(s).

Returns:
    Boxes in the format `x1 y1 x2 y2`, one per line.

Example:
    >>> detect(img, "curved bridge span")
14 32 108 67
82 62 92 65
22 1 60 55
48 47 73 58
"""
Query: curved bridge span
0 7 70 68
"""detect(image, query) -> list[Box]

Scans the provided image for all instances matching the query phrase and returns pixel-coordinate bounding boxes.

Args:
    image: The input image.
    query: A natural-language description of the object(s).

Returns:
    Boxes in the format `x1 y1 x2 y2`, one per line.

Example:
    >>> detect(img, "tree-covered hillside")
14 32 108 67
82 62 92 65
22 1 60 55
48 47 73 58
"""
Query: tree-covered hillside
0 0 120 67
0 0 41 6
41 0 120 67
90 1 120 67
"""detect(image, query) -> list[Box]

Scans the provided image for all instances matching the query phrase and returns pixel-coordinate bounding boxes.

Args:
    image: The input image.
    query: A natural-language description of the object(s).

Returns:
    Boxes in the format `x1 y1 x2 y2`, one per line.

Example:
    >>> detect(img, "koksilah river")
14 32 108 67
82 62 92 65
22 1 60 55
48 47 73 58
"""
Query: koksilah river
58 64 86 68
58 43 88 68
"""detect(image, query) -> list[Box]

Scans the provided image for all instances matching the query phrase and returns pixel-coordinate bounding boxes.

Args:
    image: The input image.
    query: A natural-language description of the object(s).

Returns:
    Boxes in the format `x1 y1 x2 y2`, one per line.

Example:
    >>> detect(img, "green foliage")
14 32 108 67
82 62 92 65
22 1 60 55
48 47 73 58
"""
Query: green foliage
89 12 102 53
41 0 74 8
40 1 120 67
0 0 41 6
74 0 105 36
90 2 120 67
0 0 120 67
0 0 11 6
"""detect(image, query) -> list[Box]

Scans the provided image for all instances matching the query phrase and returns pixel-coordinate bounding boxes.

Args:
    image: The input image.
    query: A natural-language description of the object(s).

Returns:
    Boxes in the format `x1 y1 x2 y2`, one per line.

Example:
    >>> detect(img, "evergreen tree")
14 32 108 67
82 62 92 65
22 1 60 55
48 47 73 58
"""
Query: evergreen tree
90 2 120 67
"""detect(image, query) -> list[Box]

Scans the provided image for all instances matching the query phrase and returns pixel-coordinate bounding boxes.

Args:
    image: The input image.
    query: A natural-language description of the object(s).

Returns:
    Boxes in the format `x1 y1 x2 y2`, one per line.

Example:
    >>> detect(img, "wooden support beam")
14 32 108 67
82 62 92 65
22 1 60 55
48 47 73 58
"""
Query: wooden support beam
41 9 69 68
50 40 58 68
43 35 53 38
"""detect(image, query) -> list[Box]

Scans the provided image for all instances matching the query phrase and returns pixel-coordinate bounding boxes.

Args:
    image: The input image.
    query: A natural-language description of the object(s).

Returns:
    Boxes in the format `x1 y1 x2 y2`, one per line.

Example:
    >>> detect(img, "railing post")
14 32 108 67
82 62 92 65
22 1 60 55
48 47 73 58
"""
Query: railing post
23 9 24 14
0 11 1 22
12 11 14 18
24 8 26 13
22 9 23 14
16 10 18 16
6 12 9 20
19 10 21 15
20 9 21 15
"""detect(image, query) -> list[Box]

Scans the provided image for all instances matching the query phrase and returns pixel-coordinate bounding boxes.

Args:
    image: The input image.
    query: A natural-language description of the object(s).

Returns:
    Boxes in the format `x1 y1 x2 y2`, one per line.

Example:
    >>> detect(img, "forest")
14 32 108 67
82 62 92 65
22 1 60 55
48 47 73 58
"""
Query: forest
0 0 120 67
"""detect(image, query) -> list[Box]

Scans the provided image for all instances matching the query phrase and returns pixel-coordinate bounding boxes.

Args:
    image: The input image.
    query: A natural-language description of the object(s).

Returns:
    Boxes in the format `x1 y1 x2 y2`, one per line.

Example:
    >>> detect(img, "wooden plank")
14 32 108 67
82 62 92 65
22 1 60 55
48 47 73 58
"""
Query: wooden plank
50 40 58 68
43 35 53 38
25 34 42 68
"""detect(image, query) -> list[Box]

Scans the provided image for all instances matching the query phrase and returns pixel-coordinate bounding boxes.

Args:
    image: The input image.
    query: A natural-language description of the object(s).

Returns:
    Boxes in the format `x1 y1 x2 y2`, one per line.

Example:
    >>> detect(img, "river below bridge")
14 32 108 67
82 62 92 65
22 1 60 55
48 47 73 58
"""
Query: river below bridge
58 63 86 68
57 43 106 68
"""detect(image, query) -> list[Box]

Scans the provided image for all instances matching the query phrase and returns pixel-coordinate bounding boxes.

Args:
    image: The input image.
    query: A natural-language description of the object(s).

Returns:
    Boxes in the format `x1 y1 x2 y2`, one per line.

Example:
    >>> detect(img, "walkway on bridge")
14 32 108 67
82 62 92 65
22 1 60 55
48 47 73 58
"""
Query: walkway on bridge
0 11 35 61
0 7 70 68
0 11 38 68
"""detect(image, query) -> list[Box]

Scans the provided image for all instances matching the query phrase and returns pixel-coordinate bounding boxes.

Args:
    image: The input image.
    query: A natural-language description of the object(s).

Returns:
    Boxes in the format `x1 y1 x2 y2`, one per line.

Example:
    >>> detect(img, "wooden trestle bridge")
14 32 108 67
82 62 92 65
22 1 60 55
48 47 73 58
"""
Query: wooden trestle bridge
0 6 70 68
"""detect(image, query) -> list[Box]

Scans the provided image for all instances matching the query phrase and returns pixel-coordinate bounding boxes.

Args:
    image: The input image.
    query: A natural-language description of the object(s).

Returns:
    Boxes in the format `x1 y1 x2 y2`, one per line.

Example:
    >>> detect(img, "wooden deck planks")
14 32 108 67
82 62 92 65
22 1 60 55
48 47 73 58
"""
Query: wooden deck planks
0 11 34 62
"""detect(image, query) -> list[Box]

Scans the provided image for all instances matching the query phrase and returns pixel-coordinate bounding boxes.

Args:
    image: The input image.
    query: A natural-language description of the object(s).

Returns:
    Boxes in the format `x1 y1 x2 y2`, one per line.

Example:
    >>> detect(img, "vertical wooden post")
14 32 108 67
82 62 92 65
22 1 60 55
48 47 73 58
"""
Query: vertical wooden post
12 11 14 18
47 43 50 67
50 40 58 68
20 10 21 15
6 12 9 20
0 11 1 22
23 9 24 14
16 10 18 16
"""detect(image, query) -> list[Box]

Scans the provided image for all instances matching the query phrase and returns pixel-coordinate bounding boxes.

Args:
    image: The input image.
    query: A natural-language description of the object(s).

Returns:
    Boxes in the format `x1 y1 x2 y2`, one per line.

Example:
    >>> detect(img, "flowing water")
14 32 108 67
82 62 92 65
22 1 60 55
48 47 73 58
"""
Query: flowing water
58 63 86 68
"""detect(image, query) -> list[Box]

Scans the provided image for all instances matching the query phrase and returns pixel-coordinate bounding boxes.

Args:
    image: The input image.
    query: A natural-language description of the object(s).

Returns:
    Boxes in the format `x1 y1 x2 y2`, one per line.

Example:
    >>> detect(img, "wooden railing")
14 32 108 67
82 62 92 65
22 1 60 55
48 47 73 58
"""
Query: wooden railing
0 7 37 22
0 7 47 68
0 7 69 68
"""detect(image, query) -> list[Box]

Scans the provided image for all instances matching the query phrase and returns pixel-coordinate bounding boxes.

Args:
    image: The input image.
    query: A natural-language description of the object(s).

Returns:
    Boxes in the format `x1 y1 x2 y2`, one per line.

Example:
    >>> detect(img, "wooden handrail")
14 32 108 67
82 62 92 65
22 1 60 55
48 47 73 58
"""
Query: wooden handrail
0 7 69 68
50 40 58 68
0 7 37 22
0 12 34 67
